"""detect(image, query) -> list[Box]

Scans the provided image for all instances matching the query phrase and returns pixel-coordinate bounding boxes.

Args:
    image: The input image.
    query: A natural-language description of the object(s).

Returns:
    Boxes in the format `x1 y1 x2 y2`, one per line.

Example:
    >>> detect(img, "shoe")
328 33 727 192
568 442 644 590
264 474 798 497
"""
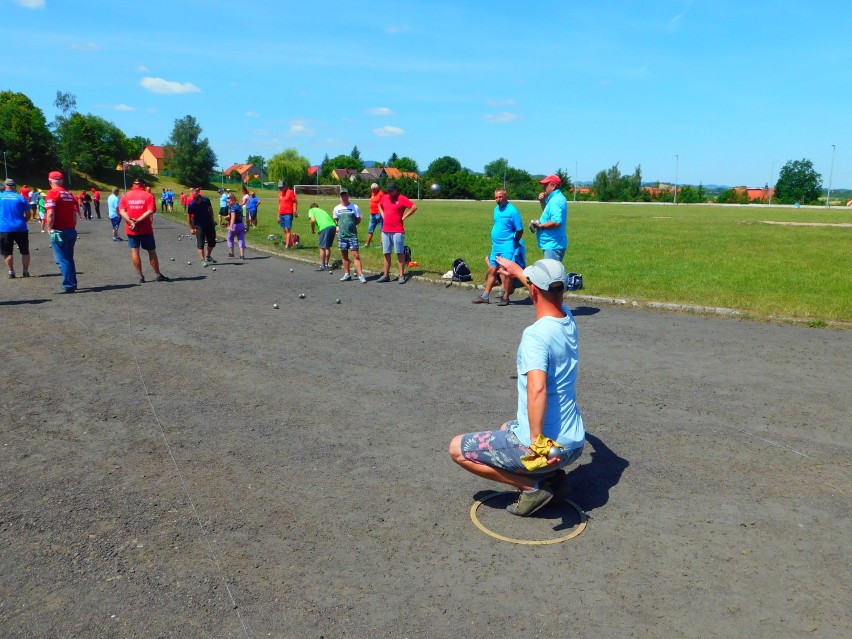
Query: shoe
497 297 510 306
202 259 209 267
358 275 367 283
155 274 169 282
227 252 234 258
506 486 554 517
139 276 146 284
363 243 371 249
376 274 390 283
207 257 217 264
340 273 352 281
112 236 122 241
473 296 489 304
22 272 30 278
60 288 76 294
116 236 124 241
7 272 15 279
398 276 406 284
316 265 327 271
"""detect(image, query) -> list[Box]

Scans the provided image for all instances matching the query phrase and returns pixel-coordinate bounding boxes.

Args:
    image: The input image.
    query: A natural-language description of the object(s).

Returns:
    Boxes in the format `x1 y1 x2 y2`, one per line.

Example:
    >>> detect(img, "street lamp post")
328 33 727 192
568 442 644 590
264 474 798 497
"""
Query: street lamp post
768 160 781 206
2 151 7 180
827 145 836 208
122 162 127 191
674 155 679 205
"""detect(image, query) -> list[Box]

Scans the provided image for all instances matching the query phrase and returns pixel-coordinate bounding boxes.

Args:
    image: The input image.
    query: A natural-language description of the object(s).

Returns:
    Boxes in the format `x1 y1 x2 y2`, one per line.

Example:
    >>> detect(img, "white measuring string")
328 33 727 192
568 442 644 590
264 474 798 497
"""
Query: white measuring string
127 326 251 638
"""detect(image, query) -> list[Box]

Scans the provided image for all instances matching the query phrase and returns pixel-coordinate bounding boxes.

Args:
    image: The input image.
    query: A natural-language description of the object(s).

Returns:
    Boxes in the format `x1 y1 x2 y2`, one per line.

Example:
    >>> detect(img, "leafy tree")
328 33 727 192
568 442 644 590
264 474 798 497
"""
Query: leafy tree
322 154 363 172
229 170 242 181
715 188 750 204
126 135 151 158
351 145 361 161
387 152 399 166
676 185 706 204
168 115 217 187
775 159 823 204
0 91 55 175
484 157 509 180
246 154 265 169
267 148 310 187
54 91 76 118
591 162 642 201
389 156 419 173
426 155 463 177
54 112 135 178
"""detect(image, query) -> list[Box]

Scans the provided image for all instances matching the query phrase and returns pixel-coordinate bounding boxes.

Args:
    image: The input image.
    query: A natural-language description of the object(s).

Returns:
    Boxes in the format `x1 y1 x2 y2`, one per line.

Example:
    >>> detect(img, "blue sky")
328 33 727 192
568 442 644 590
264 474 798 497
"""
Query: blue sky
4 0 850 189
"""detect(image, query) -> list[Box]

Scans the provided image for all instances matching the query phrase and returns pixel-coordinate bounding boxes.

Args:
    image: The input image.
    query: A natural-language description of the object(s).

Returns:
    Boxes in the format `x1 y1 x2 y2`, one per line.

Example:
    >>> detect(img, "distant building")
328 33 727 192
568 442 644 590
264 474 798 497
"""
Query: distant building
736 185 775 201
331 168 360 181
140 145 174 175
222 163 266 183
383 167 420 181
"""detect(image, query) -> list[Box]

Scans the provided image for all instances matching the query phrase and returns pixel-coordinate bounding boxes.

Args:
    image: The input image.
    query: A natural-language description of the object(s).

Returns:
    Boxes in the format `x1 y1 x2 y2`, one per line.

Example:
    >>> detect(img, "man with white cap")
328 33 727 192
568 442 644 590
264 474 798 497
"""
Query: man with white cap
530 174 568 262
449 257 585 516
363 182 384 249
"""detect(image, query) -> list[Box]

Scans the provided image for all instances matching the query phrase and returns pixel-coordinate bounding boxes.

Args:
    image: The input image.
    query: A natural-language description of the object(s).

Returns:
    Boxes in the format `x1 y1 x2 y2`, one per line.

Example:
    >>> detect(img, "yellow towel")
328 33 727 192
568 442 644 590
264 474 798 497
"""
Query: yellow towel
521 435 565 471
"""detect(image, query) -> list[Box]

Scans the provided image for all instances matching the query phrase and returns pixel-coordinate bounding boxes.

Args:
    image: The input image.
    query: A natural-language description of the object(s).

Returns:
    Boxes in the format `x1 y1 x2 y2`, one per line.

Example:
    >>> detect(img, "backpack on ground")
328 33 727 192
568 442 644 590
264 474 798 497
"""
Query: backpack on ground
287 232 300 248
445 257 472 287
566 273 583 291
403 245 412 263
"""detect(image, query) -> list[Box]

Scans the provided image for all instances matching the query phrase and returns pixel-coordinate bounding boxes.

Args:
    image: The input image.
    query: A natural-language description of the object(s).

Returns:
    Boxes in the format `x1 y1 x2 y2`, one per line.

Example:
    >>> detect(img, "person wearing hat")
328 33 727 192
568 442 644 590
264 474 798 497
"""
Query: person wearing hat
363 182 384 249
0 179 32 278
530 174 568 263
187 187 218 266
449 257 585 516
376 182 417 283
44 171 82 292
119 178 169 283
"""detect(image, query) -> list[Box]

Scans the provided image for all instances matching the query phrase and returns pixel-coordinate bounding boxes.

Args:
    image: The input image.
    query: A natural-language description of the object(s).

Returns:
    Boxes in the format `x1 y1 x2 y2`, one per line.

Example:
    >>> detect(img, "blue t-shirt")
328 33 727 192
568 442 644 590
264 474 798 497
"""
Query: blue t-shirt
537 189 568 251
0 191 29 232
219 193 228 209
490 202 523 252
108 193 120 218
189 196 214 227
248 196 260 213
510 306 585 449
229 202 244 224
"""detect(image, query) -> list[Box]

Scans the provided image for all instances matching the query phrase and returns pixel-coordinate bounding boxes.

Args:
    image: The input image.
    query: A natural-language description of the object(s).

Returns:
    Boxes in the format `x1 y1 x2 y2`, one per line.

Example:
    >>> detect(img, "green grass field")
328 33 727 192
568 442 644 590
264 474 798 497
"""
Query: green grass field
156 186 850 323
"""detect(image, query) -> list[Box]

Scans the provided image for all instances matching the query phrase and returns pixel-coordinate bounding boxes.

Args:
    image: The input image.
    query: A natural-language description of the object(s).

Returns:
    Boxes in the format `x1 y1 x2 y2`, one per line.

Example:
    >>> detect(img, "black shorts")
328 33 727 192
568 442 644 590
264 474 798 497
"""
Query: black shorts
0 231 29 256
195 225 217 249
219 207 228 217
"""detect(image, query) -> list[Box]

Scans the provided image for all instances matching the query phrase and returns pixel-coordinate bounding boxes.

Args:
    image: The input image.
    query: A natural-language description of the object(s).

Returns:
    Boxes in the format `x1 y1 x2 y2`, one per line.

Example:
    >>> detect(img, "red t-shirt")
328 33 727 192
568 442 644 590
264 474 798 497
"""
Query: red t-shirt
20 187 30 201
91 189 100 202
278 189 297 214
119 186 156 236
45 186 79 230
379 193 413 234
369 190 384 214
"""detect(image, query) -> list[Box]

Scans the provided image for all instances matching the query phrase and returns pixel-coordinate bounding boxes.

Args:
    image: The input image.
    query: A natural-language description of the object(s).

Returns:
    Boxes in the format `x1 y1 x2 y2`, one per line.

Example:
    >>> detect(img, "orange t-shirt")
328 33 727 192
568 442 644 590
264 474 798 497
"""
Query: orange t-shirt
278 189 297 214
369 190 384 214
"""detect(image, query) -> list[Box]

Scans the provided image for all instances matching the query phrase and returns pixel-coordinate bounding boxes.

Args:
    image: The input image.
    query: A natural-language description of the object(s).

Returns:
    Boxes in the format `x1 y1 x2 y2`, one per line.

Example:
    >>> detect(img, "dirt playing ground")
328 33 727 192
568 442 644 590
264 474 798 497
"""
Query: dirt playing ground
1 217 849 638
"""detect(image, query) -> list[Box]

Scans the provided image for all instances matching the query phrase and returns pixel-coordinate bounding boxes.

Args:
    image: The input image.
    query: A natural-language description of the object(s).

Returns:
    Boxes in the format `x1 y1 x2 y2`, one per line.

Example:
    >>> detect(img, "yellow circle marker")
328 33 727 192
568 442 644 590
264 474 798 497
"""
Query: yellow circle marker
469 491 587 545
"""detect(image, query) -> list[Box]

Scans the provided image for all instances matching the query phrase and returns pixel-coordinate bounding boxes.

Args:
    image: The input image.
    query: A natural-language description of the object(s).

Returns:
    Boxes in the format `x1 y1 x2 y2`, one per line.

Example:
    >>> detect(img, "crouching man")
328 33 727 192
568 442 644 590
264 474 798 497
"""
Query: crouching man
449 258 585 516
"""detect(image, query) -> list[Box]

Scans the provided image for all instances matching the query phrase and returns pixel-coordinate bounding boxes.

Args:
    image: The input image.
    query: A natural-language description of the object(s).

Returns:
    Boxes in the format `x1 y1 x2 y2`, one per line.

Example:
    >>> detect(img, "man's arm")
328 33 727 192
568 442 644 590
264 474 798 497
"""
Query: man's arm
496 256 525 287
526 369 548 442
401 203 417 221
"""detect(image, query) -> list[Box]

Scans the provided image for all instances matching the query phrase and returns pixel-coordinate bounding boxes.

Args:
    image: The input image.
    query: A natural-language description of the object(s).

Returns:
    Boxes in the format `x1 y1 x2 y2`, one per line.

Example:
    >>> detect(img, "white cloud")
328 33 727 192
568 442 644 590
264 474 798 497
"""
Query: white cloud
288 122 314 136
140 77 201 94
68 42 99 52
367 107 394 116
484 112 520 123
135 65 149 73
385 25 410 34
373 125 405 137
13 0 45 8
96 104 136 112
245 111 260 119
486 99 516 107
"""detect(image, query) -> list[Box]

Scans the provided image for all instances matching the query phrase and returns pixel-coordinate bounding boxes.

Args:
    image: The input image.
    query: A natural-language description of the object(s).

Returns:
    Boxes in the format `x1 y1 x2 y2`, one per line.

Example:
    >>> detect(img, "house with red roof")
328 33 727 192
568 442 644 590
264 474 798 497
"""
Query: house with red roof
139 145 174 175
223 163 266 183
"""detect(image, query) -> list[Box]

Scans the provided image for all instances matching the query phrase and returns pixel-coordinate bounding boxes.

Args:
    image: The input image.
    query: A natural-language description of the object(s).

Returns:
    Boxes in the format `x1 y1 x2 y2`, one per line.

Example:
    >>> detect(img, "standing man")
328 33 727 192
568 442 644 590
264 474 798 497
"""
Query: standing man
187 188 218 267
377 182 416 283
473 188 524 307
90 187 102 219
277 181 298 248
218 189 229 226
530 174 568 262
28 188 40 223
0 179 31 278
44 171 81 293
333 189 366 283
307 202 336 271
364 182 384 249
449 258 585 516
247 191 260 228
107 187 123 241
119 178 168 283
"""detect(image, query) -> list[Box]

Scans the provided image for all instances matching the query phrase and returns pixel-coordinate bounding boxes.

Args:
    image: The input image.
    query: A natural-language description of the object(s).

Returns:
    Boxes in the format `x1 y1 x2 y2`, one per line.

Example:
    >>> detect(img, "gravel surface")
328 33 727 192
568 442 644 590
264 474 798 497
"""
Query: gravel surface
1 217 849 639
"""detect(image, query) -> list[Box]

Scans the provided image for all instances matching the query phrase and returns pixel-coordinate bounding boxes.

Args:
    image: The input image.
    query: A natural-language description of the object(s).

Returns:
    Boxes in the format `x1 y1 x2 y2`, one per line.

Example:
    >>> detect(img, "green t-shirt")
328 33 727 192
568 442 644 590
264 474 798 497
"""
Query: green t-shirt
309 207 335 232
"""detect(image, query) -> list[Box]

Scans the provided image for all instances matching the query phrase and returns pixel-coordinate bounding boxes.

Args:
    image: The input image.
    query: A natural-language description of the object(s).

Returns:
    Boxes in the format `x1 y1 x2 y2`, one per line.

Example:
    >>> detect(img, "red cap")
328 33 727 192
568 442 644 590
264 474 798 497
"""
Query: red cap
538 174 561 186
48 171 63 181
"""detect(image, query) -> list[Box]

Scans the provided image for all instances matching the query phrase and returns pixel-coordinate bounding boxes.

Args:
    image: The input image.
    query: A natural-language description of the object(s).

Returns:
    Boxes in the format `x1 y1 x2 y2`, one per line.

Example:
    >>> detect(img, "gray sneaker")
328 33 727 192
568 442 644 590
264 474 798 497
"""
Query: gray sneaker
506 486 554 517
376 274 390 283
397 276 406 284
358 275 367 283
340 273 352 281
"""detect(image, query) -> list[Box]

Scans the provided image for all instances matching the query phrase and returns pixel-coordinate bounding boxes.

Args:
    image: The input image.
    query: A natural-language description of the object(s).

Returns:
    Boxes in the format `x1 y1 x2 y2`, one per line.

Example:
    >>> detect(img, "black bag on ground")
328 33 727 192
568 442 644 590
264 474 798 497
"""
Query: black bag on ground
452 258 472 282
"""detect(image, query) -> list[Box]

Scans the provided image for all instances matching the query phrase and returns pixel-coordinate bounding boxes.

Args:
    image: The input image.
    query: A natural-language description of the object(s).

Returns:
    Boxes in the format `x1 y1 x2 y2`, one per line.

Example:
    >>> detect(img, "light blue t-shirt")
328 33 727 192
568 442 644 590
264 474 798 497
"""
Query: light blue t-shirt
490 202 523 252
510 306 585 449
537 189 568 251
219 193 228 209
0 191 29 233
108 193 120 218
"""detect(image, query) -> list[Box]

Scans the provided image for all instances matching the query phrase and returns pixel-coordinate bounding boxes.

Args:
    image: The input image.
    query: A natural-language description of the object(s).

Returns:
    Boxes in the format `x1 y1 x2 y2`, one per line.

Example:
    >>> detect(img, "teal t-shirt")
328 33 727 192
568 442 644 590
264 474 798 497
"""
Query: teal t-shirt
309 207 335 232
333 202 362 239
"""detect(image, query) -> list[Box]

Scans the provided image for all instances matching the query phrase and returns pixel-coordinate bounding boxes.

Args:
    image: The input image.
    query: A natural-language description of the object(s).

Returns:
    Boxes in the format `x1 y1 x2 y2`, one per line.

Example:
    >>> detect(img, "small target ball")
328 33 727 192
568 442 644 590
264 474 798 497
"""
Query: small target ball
290 268 294 272
336 298 341 304
212 267 216 271
273 303 279 309
299 293 306 299
187 261 191 265
170 257 175 261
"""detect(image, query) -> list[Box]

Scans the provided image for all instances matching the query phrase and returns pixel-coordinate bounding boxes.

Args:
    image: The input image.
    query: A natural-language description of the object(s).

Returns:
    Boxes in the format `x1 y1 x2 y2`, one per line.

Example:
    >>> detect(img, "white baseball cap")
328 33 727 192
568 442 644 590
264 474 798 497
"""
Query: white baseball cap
523 259 568 291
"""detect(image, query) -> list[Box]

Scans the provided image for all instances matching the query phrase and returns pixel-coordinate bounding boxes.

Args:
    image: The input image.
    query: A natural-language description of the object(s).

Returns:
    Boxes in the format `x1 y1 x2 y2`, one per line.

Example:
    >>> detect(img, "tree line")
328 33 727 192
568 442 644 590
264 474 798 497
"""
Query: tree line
0 90 825 204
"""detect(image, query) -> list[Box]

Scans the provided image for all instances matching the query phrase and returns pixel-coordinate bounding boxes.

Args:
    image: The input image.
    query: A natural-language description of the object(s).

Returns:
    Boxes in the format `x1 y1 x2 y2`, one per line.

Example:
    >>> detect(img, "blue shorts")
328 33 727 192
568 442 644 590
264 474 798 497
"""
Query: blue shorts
488 247 515 268
279 214 293 230
318 226 336 249
381 232 405 255
338 236 359 251
543 248 565 262
367 213 383 234
110 216 121 231
127 234 156 251
460 422 583 475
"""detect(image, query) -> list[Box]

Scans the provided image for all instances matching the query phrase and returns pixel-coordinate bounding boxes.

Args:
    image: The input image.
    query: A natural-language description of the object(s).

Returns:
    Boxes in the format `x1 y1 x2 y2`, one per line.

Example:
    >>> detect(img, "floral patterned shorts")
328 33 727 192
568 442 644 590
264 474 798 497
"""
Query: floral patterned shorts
460 421 583 475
